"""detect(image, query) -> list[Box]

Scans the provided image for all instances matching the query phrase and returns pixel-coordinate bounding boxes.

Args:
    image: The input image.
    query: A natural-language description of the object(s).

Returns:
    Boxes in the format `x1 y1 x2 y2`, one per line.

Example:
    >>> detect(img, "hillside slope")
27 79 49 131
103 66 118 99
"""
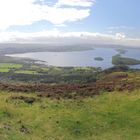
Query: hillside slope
0 68 140 139
0 90 140 140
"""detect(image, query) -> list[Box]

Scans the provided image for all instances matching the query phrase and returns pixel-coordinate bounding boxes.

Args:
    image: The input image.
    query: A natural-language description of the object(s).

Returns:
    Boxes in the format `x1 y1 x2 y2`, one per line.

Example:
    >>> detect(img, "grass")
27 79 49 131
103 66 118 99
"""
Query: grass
74 67 95 71
41 67 49 72
15 70 38 75
0 69 10 73
0 63 23 69
30 65 40 69
0 63 23 73
0 90 140 140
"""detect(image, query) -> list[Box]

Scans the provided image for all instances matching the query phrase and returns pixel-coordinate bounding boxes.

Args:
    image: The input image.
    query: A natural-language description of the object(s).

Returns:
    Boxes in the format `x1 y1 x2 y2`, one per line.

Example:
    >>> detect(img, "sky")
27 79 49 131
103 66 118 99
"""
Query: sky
0 0 140 47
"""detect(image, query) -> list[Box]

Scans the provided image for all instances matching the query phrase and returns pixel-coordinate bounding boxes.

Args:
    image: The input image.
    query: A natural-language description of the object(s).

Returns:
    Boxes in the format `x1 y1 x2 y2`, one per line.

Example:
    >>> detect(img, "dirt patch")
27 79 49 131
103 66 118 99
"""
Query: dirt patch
11 96 36 104
2 123 11 130
20 125 30 134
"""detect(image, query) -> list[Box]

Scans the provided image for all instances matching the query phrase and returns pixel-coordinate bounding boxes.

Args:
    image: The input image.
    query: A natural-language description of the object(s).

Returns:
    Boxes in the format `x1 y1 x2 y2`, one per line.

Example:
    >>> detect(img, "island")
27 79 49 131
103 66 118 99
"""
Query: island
115 49 128 54
94 57 104 61
112 54 140 65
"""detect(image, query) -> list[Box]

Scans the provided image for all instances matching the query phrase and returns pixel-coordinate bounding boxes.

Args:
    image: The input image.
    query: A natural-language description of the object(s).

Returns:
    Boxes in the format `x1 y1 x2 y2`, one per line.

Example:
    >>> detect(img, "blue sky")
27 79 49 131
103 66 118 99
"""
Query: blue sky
6 0 140 36
0 0 140 46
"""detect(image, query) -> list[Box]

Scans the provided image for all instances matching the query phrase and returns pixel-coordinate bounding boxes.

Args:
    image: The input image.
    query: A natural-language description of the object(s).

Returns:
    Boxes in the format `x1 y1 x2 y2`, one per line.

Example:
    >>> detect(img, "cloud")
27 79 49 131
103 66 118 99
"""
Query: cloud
115 33 126 40
108 26 134 30
0 0 93 30
0 30 140 47
56 0 95 7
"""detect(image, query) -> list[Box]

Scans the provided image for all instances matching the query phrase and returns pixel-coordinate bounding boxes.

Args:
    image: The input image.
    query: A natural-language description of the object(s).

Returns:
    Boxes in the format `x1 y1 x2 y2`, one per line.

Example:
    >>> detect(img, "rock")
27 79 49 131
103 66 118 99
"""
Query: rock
20 125 30 134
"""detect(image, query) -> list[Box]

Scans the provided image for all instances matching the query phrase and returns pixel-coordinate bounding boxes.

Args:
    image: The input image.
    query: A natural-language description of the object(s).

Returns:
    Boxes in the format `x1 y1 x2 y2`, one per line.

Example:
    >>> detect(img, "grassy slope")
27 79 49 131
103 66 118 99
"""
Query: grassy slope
0 90 140 140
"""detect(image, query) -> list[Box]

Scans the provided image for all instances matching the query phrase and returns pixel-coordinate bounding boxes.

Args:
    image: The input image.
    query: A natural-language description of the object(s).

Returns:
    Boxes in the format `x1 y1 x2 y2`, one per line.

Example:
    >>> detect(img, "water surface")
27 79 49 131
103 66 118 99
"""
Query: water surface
6 47 140 69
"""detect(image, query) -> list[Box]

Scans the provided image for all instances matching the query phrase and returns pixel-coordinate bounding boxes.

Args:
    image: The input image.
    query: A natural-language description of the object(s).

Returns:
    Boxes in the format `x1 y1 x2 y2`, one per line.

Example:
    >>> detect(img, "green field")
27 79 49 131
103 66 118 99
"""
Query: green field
0 69 10 73
0 90 140 140
15 70 39 75
0 63 23 73
0 63 23 69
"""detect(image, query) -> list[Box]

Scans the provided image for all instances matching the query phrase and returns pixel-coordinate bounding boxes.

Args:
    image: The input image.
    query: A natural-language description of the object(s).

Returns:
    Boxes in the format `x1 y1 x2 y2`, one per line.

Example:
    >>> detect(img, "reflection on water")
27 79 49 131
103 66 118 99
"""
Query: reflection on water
6 47 140 69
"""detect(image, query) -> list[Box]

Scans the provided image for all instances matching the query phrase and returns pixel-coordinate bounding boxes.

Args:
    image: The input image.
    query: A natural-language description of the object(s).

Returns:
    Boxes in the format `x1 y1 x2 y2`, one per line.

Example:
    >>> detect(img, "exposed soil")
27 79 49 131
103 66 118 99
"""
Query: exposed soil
20 125 30 134
11 96 36 104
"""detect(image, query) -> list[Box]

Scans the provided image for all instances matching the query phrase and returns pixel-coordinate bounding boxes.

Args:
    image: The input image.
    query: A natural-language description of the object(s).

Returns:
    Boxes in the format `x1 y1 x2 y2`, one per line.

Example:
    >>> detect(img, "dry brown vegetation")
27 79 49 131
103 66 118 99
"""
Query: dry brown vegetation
0 71 140 99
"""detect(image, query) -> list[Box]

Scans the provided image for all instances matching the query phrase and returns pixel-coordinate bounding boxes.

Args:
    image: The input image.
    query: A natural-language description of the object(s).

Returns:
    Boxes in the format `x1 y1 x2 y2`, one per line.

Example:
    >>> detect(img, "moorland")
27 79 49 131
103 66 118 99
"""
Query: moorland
0 44 140 139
